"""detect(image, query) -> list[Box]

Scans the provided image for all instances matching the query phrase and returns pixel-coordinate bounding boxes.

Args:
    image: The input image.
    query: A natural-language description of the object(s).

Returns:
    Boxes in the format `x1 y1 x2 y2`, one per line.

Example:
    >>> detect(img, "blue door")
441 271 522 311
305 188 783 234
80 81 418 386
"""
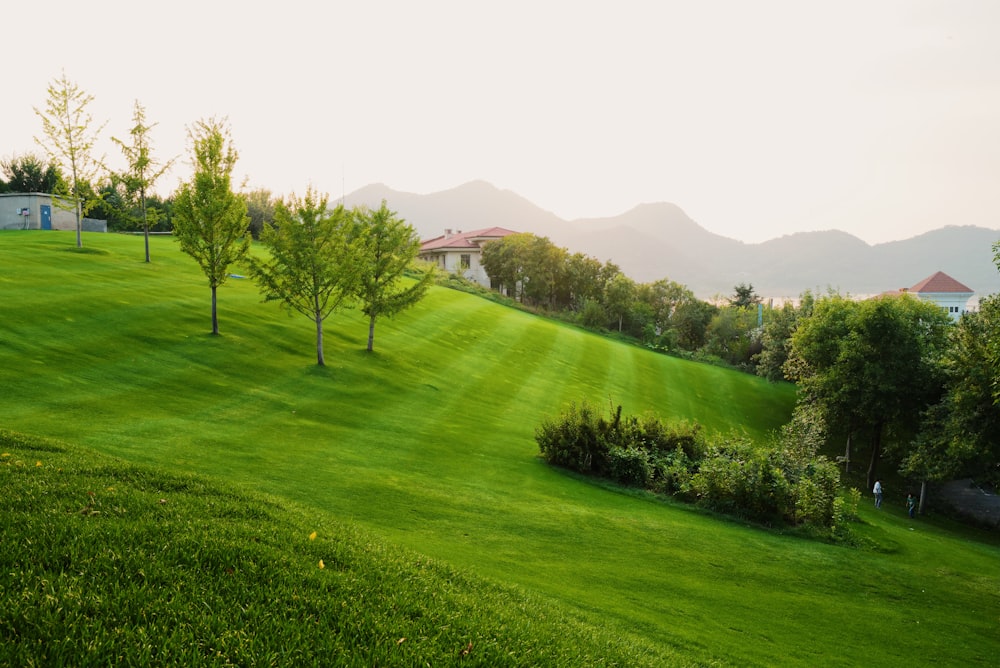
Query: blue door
40 205 51 230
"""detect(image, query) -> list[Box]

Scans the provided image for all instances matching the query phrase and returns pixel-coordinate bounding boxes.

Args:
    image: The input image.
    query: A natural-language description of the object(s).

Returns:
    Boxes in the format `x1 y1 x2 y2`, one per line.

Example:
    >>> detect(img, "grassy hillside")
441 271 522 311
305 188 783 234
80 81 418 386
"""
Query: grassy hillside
1 429 667 666
2 230 998 666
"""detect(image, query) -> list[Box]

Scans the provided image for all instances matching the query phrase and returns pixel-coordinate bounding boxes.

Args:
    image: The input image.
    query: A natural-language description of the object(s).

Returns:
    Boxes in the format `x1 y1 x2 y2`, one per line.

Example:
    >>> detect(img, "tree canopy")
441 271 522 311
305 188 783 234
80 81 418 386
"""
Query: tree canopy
111 100 175 262
1 153 62 193
33 72 107 248
248 188 359 365
352 201 433 352
172 118 250 336
786 293 951 489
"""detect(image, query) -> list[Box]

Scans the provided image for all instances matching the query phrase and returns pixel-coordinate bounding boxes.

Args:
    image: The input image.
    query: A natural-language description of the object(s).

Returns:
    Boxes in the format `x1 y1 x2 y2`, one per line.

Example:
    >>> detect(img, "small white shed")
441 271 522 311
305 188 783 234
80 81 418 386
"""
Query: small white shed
0 192 106 232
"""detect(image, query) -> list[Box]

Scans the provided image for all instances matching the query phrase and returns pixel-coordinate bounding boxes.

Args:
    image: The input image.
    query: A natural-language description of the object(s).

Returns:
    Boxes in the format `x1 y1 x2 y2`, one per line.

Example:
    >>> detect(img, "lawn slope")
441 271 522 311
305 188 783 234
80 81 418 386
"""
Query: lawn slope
2 231 998 666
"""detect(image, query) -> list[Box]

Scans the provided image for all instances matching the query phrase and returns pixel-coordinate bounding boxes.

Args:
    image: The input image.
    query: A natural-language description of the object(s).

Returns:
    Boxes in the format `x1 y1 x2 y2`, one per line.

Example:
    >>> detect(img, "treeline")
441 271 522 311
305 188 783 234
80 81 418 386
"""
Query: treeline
479 232 767 370
535 401 852 535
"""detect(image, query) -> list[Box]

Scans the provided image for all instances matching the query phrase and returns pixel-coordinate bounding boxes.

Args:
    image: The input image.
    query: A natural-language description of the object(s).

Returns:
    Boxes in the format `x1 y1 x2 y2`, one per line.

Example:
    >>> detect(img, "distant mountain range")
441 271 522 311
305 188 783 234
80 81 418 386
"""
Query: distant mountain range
347 180 1000 301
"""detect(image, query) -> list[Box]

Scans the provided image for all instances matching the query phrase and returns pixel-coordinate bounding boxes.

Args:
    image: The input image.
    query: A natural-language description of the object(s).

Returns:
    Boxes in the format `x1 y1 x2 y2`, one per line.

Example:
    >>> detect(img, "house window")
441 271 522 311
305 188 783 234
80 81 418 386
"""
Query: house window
460 254 471 269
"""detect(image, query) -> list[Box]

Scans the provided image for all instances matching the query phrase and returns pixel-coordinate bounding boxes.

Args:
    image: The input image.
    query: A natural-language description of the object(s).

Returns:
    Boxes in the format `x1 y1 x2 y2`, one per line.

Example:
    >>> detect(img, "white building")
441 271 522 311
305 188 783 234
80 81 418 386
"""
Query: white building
418 227 517 288
0 192 106 232
894 271 974 322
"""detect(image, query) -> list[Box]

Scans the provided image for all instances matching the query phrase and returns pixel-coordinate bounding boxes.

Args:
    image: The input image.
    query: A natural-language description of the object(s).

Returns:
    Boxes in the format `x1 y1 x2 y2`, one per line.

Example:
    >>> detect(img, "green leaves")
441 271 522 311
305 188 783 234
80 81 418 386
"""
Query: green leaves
352 201 432 351
172 118 251 334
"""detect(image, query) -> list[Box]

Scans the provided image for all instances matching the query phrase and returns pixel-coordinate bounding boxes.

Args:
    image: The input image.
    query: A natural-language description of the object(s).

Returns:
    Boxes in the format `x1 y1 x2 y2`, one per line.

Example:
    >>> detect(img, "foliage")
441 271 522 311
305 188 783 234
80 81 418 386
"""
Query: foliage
536 401 844 530
729 282 762 309
671 298 717 351
33 71 107 248
1 152 62 193
705 305 760 370
172 117 251 335
756 292 813 382
352 200 433 352
786 292 951 489
243 187 277 240
110 100 175 262
907 294 1000 487
691 434 792 522
248 188 359 365
605 273 637 332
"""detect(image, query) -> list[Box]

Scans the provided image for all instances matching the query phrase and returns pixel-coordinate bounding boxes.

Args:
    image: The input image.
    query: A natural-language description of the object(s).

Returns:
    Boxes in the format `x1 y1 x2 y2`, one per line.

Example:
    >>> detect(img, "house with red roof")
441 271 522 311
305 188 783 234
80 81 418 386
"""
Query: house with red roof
418 227 518 288
888 271 974 322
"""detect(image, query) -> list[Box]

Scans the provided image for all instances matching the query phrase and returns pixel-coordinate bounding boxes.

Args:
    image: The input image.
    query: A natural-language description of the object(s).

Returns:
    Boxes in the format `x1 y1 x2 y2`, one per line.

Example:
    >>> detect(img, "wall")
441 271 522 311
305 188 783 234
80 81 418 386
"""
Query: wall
0 193 105 232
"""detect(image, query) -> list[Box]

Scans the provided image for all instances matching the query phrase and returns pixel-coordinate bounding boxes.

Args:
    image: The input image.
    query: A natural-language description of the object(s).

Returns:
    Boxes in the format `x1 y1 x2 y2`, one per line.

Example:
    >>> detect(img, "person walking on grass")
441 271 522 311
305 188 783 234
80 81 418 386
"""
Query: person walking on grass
873 479 883 509
907 492 916 518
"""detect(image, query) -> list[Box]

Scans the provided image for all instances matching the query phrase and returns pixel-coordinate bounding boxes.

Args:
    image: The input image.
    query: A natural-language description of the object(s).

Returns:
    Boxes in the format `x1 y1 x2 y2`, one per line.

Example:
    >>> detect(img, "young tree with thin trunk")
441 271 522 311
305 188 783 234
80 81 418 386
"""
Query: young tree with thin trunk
248 188 359 365
172 118 250 336
33 72 106 248
353 201 433 352
112 100 175 263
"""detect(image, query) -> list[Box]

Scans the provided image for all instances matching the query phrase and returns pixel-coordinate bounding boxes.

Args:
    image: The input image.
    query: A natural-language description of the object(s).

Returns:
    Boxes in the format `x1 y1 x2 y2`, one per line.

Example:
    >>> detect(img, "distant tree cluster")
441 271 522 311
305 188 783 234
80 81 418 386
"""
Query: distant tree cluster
535 401 849 533
757 276 1000 513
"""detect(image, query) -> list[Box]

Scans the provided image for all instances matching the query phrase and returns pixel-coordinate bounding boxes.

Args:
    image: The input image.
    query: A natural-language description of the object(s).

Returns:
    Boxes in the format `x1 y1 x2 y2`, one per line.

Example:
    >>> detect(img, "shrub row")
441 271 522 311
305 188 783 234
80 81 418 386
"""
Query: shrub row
535 401 848 531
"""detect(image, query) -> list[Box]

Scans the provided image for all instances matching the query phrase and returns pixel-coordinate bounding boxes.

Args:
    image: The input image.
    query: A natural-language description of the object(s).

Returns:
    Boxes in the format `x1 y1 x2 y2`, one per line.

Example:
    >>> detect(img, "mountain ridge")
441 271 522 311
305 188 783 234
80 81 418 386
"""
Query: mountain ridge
346 181 1000 300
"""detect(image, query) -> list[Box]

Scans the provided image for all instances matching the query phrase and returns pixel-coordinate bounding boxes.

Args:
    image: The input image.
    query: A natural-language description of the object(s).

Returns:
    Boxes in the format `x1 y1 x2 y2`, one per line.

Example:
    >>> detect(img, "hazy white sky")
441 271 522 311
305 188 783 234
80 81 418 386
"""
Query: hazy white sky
4 0 999 244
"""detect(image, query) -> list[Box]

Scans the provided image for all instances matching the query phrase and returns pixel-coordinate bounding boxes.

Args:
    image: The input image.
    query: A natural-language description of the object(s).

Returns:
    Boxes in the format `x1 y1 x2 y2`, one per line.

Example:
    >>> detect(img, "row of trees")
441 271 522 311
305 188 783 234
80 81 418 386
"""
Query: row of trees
15 74 429 363
478 231 742 359
171 119 431 360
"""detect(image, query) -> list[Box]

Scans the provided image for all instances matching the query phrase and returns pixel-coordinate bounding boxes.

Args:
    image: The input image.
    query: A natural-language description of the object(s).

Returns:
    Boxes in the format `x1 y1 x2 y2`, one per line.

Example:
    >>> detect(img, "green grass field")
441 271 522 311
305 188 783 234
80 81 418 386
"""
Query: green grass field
2 230 998 666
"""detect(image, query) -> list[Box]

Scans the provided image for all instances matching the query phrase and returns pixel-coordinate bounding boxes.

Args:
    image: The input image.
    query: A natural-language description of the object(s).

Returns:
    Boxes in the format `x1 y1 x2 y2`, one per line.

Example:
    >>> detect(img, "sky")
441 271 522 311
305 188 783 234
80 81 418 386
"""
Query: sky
4 0 1000 244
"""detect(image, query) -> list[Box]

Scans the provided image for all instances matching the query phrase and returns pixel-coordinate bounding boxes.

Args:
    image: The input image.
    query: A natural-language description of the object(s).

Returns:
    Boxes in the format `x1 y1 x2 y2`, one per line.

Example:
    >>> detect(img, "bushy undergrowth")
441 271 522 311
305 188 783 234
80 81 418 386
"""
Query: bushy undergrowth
0 429 671 667
536 402 848 533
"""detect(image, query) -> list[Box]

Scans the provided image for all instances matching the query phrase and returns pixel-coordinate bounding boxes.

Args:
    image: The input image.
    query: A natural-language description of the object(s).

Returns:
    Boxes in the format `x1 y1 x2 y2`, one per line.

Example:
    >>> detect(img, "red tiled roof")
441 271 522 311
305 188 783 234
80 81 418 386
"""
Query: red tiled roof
909 271 973 294
419 227 518 252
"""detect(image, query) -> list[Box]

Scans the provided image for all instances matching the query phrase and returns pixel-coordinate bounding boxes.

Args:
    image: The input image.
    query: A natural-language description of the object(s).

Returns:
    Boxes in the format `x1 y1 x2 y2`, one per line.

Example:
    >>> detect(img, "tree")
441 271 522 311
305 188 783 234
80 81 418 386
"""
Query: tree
756 292 813 382
34 72 106 248
244 188 277 240
564 253 604 310
353 201 433 352
172 118 250 336
248 188 358 365
1 153 62 193
111 101 175 263
481 233 535 300
905 293 1000 506
671 299 716 351
705 306 759 368
730 282 761 309
786 293 951 489
604 273 636 332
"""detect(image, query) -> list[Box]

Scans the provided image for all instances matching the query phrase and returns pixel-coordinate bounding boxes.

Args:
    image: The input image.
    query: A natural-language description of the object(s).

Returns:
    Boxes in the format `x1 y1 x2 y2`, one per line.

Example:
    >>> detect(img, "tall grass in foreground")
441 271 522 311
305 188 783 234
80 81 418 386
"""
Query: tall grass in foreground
0 430 673 667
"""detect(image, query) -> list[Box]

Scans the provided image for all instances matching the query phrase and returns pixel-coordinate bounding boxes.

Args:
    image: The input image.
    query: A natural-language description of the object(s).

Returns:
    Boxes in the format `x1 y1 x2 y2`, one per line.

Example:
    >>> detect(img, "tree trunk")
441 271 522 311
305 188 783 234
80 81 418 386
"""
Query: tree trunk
844 432 852 473
367 314 377 352
142 195 150 263
315 311 325 366
75 199 82 248
211 285 219 335
919 480 927 515
866 424 883 492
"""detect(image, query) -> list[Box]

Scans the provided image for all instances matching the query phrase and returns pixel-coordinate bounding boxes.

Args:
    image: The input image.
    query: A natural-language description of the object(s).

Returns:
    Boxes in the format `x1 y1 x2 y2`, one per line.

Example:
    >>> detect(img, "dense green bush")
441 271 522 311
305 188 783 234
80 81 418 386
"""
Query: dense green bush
537 402 845 532
607 447 651 487
691 435 791 523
